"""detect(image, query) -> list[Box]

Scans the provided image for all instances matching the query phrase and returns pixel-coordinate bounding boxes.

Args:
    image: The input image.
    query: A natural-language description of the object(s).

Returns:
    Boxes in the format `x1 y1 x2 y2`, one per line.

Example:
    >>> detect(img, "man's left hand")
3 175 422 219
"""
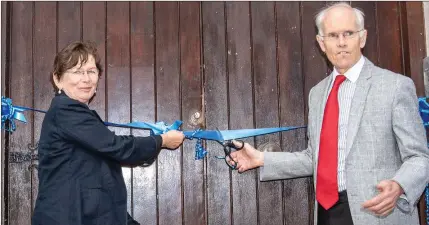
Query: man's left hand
361 180 404 216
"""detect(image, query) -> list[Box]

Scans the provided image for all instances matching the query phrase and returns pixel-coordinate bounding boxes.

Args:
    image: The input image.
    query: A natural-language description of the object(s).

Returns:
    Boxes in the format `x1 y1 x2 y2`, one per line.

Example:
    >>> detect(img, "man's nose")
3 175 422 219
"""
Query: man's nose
337 35 346 47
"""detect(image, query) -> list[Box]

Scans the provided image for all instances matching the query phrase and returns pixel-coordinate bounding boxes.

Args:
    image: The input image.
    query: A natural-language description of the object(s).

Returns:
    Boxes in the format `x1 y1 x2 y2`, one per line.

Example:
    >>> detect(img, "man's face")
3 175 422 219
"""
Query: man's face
316 6 367 74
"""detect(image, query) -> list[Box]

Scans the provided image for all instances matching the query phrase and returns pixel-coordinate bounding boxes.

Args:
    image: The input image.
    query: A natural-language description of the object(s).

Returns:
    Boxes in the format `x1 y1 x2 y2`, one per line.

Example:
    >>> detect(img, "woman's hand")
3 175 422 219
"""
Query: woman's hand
161 130 185 149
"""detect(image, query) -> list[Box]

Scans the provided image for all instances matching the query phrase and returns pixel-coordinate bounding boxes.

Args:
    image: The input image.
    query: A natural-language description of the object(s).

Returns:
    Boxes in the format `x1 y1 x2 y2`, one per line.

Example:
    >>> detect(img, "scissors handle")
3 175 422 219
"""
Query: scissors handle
225 140 244 150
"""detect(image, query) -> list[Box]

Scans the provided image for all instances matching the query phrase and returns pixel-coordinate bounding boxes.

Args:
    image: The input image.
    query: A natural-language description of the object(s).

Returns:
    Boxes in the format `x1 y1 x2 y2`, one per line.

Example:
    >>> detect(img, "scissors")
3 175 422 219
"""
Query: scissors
214 128 245 169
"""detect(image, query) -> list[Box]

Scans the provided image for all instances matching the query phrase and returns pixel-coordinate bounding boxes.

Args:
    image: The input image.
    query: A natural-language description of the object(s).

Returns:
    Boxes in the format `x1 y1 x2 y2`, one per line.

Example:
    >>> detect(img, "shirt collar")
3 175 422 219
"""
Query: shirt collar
332 55 365 83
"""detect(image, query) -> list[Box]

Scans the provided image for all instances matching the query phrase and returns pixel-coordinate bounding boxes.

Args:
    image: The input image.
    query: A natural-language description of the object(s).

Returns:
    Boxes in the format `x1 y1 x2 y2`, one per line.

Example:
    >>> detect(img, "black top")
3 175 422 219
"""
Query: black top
32 92 162 225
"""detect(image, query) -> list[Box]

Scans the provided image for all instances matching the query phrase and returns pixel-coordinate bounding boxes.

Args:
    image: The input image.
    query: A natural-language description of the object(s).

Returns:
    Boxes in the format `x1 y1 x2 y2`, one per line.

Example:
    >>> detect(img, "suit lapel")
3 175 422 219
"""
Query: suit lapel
345 59 373 157
314 76 333 163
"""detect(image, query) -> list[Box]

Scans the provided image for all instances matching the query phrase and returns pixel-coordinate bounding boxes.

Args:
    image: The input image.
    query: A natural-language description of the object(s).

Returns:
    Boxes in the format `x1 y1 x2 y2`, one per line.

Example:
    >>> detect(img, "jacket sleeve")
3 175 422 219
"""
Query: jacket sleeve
53 98 163 165
391 77 429 212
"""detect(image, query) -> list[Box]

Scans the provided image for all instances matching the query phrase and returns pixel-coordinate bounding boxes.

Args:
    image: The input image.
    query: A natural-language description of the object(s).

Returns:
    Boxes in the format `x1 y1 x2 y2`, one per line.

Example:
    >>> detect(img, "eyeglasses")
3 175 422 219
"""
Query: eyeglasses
66 69 99 76
320 29 364 41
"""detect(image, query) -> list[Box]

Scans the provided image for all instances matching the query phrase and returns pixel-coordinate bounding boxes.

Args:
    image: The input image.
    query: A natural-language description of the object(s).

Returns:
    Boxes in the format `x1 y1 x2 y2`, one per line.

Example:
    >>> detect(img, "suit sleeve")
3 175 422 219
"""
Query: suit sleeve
54 99 163 165
259 88 314 181
391 77 429 212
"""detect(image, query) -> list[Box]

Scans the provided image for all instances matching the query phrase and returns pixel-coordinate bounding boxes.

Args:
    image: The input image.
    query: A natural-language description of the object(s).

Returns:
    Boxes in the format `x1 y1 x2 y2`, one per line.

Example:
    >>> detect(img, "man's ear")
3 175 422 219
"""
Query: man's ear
359 29 368 49
316 35 326 53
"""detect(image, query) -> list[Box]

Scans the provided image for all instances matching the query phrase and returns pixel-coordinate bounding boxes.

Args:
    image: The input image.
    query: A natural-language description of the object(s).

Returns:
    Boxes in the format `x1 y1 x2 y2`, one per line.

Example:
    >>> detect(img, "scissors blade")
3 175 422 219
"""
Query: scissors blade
216 126 306 140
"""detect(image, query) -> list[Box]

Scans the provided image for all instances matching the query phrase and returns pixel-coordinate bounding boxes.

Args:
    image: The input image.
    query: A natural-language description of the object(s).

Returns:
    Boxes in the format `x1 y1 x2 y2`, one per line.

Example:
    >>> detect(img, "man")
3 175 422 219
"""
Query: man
229 2 429 225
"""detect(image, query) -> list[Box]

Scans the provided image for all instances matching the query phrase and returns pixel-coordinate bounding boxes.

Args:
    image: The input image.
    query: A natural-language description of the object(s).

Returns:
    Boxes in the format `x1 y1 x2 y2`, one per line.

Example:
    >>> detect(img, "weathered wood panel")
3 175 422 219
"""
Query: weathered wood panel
251 2 282 225
179 2 205 225
202 2 231 225
155 2 182 225
226 2 258 225
276 2 311 225
129 2 157 224
8 2 33 224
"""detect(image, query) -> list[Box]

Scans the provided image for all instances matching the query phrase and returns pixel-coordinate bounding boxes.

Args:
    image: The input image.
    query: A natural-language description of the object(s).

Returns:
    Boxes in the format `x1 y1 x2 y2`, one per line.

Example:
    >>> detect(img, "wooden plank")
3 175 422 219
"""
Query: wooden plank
106 1 132 214
129 2 157 224
1 2 10 223
32 1 57 210
276 2 310 225
155 2 182 225
301 2 329 112
351 2 378 65
250 2 282 225
179 2 205 225
8 2 33 224
82 2 106 120
57 1 81 49
376 2 403 74
400 2 426 96
202 2 231 225
225 2 257 225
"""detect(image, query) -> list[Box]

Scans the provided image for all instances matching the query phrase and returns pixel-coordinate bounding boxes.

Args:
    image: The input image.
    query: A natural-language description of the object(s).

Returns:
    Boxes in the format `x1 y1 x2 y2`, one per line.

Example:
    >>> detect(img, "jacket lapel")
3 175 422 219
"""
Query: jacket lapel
345 58 373 157
314 76 333 164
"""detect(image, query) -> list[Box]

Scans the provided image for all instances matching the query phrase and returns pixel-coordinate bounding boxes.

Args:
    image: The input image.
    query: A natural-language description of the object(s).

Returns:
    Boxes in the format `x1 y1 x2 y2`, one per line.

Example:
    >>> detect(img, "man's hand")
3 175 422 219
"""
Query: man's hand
161 130 185 150
361 180 404 216
228 140 264 173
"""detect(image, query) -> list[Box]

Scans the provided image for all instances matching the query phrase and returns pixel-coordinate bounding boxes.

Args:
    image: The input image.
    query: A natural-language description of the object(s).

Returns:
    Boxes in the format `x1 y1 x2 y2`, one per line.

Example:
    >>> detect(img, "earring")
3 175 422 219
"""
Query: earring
58 89 62 94
95 89 97 93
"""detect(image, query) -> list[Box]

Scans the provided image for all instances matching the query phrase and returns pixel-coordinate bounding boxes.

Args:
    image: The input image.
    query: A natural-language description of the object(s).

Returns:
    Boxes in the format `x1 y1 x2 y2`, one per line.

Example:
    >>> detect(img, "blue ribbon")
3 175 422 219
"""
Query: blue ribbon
1 96 306 161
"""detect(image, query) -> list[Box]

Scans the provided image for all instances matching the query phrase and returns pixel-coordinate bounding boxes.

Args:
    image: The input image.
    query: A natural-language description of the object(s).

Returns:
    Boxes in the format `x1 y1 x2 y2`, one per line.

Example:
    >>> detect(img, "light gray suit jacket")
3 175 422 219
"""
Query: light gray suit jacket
260 58 429 225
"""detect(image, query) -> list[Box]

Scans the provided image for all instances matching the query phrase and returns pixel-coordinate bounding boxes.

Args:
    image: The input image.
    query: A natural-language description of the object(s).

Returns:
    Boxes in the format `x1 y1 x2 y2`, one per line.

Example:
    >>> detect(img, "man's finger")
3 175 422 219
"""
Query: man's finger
362 194 383 208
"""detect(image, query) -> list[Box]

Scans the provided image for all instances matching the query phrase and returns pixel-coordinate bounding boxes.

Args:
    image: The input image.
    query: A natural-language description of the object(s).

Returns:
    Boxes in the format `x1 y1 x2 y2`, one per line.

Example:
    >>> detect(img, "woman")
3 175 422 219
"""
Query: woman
32 41 185 225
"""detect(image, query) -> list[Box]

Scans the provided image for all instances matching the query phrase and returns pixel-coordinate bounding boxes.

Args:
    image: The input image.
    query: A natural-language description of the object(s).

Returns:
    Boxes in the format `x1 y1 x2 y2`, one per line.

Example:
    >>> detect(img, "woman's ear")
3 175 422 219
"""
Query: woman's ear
53 73 61 89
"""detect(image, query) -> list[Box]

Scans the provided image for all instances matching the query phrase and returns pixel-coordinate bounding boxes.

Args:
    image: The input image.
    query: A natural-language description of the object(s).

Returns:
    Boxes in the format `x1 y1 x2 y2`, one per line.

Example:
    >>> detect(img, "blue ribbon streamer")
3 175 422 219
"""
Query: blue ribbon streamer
1 96 306 161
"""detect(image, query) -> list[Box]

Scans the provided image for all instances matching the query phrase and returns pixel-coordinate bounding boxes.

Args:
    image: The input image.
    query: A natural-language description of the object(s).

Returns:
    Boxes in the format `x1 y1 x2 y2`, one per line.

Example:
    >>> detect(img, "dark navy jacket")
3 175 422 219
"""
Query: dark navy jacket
32 93 163 225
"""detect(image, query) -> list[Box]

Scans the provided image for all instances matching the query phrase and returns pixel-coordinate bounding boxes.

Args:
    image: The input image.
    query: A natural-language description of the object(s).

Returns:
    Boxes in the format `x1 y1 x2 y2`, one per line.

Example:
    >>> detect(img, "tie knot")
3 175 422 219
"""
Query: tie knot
333 75 346 88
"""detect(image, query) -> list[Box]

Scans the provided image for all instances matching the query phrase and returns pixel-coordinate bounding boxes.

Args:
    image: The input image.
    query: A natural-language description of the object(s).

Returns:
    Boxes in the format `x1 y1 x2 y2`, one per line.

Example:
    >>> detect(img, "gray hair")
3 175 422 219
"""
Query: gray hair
315 2 365 36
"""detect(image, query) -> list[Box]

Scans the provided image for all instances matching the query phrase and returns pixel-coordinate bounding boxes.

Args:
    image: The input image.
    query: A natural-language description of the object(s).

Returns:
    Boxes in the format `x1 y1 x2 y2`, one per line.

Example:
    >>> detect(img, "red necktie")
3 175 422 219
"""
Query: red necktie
316 75 346 210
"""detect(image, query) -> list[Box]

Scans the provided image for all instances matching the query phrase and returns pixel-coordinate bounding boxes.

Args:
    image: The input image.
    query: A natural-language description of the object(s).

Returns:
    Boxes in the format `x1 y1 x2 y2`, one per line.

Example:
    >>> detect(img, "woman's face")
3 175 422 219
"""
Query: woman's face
54 55 99 104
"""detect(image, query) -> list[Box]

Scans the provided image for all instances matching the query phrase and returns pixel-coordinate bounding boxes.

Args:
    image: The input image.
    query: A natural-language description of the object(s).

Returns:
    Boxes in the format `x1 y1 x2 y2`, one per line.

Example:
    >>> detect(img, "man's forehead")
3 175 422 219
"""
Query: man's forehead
323 7 358 31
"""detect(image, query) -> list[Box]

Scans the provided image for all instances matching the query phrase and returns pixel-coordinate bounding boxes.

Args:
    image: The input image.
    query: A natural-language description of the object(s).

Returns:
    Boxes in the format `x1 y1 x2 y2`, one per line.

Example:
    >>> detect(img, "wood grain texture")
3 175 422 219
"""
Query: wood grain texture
106 1 132 213
57 1 81 49
376 2 403 74
226 2 258 225
155 2 182 225
8 2 33 224
202 2 231 225
129 2 157 224
179 2 205 225
276 2 311 225
351 2 378 65
33 1 57 210
251 2 283 225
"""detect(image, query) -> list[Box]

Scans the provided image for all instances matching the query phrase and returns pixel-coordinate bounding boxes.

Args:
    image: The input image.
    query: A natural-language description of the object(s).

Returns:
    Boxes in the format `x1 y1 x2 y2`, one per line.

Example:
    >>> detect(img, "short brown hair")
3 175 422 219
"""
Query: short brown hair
52 41 103 91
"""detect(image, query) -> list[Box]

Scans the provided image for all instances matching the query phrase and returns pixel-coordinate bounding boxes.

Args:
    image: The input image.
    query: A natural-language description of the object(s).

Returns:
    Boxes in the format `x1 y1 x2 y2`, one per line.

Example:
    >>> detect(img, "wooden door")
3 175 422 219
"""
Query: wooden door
2 2 426 225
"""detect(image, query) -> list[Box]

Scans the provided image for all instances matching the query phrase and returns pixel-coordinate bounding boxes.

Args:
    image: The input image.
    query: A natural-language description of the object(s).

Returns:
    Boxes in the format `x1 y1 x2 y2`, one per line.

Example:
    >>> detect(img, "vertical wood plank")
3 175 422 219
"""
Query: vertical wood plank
202 2 231 225
226 2 258 225
57 1 81 49
301 2 329 112
251 2 282 225
400 1 426 96
276 2 311 225
8 2 33 224
179 2 205 225
129 2 157 224
1 2 10 223
33 1 57 210
155 2 182 225
376 2 403 74
83 2 106 120
106 1 132 214
351 2 378 65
